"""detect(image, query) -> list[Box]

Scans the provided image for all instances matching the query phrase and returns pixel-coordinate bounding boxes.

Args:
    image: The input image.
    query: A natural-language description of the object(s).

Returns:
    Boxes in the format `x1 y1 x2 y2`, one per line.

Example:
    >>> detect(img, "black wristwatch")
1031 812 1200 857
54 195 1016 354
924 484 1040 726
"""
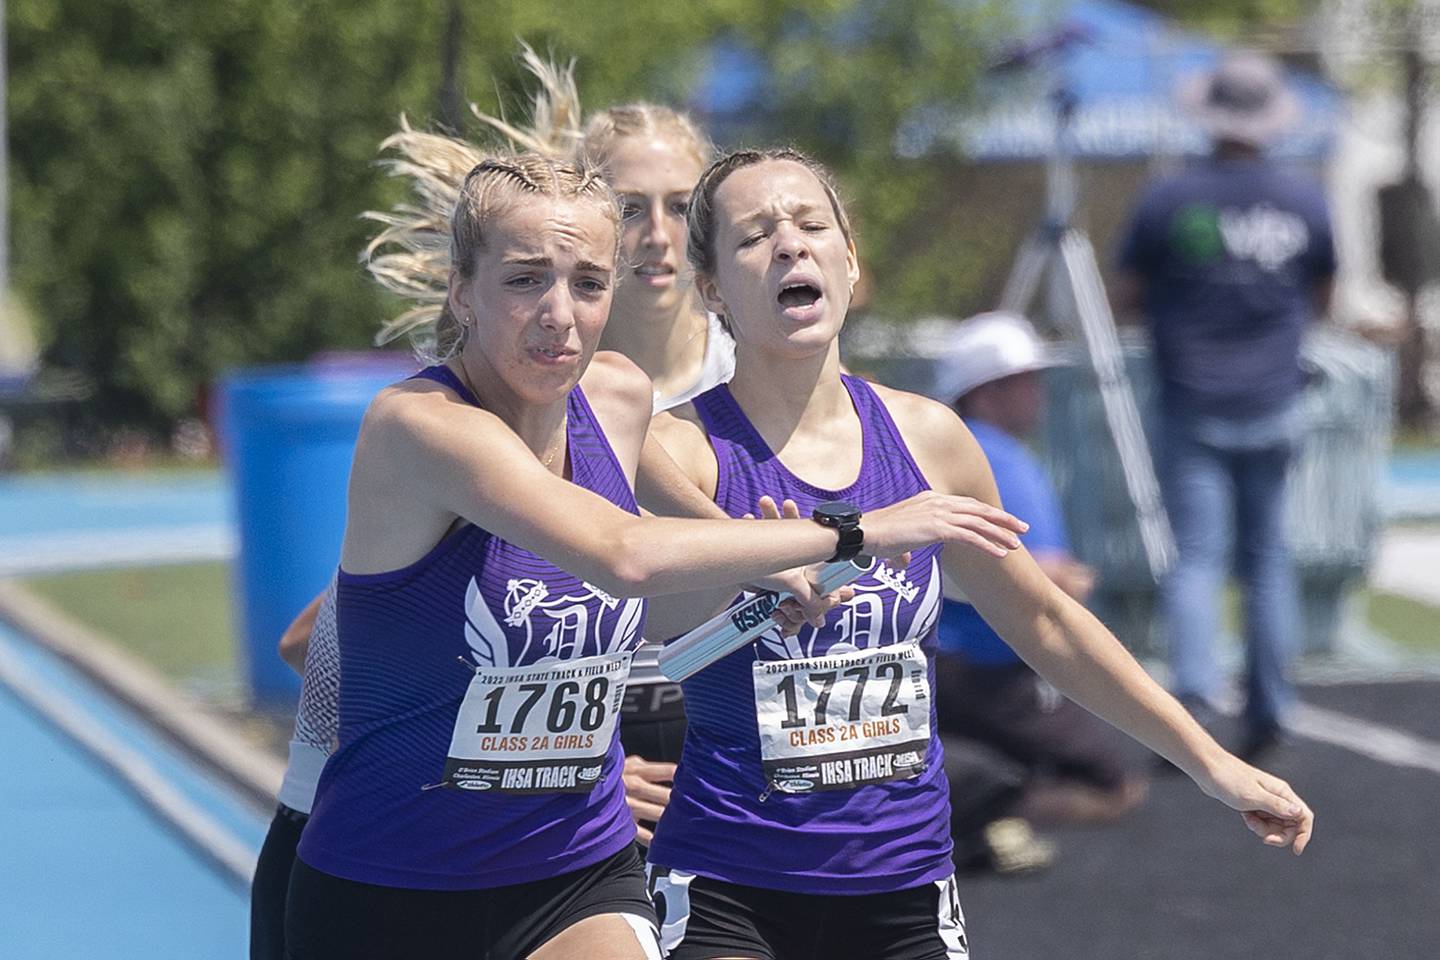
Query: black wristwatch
812 500 864 563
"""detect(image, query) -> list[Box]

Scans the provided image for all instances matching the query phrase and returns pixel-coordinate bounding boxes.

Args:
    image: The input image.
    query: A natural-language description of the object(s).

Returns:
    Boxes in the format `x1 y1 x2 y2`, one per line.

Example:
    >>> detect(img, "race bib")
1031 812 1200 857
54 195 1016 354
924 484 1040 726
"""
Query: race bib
752 643 930 794
441 650 631 795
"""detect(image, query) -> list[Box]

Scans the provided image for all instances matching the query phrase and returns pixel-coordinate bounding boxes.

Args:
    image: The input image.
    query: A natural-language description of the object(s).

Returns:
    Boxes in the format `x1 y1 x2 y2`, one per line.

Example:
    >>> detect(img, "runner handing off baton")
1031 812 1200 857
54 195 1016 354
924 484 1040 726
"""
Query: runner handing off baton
643 148 1313 960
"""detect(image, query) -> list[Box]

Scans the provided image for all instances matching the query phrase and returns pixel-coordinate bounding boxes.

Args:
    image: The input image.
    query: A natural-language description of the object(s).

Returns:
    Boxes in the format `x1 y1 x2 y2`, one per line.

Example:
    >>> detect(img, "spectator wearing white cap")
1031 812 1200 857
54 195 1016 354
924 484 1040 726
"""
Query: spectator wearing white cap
1113 52 1337 762
924 312 1148 826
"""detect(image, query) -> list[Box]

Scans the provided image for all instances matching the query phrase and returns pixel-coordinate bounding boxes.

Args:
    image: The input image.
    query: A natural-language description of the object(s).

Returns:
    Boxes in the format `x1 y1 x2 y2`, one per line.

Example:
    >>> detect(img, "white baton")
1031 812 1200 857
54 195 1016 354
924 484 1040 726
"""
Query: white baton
657 556 875 682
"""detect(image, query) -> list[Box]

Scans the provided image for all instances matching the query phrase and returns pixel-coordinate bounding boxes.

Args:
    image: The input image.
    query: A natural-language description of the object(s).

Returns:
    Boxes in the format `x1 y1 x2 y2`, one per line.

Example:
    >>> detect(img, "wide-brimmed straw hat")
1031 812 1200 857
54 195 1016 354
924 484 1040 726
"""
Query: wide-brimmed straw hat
1178 52 1299 147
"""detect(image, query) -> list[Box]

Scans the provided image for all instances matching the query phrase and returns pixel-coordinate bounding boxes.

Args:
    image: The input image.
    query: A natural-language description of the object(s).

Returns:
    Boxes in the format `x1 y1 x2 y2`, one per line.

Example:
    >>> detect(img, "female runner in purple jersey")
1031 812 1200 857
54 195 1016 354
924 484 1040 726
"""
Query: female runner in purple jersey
645 149 1315 960
254 73 724 960
284 151 1030 960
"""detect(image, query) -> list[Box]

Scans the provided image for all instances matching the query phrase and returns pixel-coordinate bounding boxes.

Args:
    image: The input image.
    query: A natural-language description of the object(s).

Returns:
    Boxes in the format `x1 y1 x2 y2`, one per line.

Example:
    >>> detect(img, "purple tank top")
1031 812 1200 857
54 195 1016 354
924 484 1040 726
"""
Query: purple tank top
646 375 951 895
297 366 647 890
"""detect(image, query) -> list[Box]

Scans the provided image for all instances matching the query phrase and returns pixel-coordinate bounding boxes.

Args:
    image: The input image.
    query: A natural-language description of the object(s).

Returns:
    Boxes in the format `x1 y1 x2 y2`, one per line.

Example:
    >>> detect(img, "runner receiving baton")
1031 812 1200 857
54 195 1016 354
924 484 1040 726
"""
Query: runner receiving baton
644 148 1314 960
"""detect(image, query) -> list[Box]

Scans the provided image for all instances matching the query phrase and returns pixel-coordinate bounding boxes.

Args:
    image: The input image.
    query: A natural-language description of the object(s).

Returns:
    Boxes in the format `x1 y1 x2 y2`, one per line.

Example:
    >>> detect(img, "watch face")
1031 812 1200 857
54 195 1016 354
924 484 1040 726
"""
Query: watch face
813 500 861 526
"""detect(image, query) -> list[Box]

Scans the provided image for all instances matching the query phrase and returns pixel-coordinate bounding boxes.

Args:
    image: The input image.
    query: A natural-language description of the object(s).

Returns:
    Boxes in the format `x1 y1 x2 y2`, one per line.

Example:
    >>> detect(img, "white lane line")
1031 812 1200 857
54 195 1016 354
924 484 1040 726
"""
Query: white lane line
1210 684 1440 776
0 525 236 576
1370 529 1440 607
0 640 257 886
1288 702 1440 777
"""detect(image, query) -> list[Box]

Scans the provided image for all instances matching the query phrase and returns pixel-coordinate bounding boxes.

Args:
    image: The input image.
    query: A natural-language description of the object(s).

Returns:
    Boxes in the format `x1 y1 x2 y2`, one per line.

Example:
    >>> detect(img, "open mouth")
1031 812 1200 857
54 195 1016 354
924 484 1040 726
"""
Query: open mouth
777 282 822 309
634 262 674 278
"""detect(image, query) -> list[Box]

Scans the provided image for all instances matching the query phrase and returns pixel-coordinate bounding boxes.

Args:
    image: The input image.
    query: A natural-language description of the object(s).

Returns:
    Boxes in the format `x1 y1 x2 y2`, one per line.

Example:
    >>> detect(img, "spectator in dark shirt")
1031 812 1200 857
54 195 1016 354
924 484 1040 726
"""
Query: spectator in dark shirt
1114 53 1337 761
929 312 1147 826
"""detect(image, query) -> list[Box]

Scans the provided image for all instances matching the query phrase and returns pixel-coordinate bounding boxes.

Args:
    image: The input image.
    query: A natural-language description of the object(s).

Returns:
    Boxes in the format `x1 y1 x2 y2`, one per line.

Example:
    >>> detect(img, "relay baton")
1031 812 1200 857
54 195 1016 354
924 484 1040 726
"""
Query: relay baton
658 556 875 682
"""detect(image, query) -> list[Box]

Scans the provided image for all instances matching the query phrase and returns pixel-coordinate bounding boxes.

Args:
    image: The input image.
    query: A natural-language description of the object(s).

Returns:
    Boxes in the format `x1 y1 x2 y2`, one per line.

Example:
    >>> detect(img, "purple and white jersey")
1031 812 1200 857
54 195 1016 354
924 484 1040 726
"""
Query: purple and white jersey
647 375 951 896
275 578 339 815
297 366 647 891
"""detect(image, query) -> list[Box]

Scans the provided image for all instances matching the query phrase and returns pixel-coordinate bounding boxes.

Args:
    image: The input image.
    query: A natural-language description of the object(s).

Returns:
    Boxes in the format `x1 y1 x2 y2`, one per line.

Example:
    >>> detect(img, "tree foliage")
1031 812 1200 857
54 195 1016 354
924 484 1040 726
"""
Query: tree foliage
1132 0 1314 35
10 0 1006 436
11 0 439 431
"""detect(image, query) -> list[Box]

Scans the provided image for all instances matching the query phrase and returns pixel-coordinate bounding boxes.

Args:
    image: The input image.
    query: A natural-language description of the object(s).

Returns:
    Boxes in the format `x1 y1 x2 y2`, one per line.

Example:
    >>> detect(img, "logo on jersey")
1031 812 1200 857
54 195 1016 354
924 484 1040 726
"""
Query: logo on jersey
464 575 643 668
1219 203 1308 271
758 555 942 660
502 579 549 627
1171 201 1309 272
872 561 919 603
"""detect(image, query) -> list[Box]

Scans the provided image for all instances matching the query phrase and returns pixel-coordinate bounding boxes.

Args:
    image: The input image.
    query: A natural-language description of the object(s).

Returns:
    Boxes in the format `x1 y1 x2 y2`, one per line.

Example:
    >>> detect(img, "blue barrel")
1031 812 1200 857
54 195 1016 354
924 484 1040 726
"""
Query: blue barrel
216 356 416 707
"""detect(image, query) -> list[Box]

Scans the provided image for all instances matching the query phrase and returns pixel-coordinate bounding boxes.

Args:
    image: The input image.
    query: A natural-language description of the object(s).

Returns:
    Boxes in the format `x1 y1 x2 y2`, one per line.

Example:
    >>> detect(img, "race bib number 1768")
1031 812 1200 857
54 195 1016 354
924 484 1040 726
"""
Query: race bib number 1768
441 651 630 795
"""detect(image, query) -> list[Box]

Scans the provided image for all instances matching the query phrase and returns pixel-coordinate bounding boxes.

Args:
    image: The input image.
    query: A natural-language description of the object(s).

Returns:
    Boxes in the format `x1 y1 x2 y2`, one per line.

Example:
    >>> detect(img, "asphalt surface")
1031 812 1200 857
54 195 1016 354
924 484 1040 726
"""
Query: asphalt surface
954 682 1440 960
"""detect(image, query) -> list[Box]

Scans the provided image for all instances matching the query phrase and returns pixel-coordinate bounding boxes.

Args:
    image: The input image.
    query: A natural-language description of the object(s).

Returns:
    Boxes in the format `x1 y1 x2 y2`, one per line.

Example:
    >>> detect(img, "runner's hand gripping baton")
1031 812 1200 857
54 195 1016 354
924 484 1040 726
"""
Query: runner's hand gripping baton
658 556 875 682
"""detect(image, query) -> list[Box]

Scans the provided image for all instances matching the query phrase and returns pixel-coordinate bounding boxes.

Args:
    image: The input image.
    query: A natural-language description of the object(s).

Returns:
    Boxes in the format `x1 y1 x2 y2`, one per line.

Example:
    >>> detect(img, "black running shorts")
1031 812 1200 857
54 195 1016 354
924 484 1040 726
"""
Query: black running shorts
286 842 659 959
252 804 309 960
647 867 969 960
619 681 688 763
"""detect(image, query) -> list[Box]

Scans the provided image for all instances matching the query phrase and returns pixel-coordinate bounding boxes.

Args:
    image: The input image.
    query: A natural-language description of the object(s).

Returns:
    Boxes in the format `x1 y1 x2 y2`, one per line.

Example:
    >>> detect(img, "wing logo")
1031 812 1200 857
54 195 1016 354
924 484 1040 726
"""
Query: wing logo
605 597 645 655
464 576 645 666
757 554 942 660
899 556 942 645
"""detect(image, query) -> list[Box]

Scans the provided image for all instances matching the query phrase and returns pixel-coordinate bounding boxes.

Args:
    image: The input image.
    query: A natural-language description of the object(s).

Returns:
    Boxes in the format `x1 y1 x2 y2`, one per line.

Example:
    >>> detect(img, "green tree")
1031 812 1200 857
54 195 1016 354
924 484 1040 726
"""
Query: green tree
9 0 1009 441
1133 0 1314 35
10 0 441 437
716 0 1010 317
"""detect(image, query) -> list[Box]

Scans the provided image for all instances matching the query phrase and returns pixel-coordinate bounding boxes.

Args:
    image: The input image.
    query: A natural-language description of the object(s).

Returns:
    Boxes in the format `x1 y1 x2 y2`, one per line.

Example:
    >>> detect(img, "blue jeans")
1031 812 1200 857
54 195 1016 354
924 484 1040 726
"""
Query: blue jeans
1158 405 1300 734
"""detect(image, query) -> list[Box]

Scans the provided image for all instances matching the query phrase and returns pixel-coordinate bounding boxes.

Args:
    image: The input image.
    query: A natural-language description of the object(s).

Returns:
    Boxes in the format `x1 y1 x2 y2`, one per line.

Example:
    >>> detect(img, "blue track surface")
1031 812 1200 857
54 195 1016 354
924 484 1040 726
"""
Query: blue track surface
0 471 230 538
1384 451 1440 521
0 620 262 958
0 472 235 576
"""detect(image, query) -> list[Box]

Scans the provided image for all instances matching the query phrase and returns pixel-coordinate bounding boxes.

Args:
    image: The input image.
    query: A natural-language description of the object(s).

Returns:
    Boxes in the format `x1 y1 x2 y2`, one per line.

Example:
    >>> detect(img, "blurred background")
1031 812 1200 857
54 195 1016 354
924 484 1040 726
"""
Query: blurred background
0 0 1437 957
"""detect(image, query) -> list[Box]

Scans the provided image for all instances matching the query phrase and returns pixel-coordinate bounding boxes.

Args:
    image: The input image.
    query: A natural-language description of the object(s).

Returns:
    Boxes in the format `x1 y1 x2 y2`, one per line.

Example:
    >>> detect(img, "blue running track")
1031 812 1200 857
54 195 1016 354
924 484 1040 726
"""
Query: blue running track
0 471 234 576
0 618 264 958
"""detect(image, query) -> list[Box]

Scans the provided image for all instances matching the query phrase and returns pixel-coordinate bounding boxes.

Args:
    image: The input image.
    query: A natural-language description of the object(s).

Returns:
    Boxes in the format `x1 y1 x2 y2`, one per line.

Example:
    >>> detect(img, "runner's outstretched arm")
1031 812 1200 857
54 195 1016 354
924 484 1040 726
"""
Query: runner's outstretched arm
891 386 1314 855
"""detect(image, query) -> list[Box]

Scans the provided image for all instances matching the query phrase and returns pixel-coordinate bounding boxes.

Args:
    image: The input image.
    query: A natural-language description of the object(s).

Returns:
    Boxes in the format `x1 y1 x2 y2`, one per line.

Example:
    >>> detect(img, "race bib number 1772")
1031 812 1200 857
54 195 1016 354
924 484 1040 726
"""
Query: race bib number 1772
441 651 630 795
752 643 929 794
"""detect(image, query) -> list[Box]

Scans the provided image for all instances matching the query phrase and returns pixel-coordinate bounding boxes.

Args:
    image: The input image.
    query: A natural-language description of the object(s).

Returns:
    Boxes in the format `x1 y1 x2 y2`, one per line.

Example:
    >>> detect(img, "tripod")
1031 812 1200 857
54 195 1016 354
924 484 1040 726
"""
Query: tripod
998 88 1176 580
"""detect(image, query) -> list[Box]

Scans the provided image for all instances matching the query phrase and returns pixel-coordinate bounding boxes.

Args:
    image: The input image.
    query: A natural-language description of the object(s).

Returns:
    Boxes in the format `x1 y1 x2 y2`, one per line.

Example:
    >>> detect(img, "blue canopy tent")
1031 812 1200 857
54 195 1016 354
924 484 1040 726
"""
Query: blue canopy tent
895 0 1344 163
